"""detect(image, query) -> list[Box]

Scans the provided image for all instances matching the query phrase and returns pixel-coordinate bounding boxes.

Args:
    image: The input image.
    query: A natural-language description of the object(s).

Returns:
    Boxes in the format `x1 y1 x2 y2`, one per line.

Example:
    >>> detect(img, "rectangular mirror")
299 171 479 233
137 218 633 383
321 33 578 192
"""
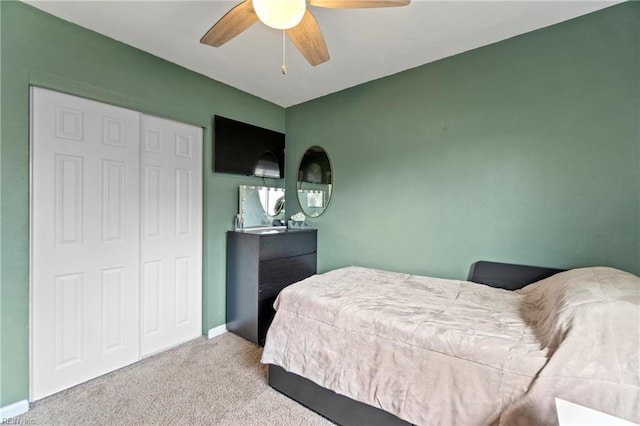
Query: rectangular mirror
239 185 286 229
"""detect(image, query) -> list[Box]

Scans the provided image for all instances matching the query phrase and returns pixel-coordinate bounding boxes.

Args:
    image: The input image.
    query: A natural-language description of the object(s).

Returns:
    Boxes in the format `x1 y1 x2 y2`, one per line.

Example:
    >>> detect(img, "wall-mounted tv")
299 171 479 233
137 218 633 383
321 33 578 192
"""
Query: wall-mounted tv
214 115 285 179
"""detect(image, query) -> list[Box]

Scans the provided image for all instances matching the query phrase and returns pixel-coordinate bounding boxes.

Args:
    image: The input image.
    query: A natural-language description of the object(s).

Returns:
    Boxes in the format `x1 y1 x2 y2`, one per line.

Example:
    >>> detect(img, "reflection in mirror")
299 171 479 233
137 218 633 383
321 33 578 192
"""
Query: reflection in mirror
254 151 280 178
297 146 333 218
239 185 285 229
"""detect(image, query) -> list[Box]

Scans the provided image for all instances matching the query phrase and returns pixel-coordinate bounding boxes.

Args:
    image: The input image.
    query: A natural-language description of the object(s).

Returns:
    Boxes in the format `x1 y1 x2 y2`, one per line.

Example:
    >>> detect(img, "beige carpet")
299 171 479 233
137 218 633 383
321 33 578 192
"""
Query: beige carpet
16 333 332 425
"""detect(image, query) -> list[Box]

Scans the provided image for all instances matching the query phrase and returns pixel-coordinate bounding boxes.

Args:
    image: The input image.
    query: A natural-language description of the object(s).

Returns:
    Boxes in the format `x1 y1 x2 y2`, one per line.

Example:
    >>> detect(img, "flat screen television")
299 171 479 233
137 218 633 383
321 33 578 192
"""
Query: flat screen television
214 115 285 178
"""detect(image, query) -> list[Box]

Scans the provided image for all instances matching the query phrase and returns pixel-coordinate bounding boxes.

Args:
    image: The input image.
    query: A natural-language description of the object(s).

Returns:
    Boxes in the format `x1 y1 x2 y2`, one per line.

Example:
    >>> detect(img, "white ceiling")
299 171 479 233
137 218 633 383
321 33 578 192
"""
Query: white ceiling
24 0 621 107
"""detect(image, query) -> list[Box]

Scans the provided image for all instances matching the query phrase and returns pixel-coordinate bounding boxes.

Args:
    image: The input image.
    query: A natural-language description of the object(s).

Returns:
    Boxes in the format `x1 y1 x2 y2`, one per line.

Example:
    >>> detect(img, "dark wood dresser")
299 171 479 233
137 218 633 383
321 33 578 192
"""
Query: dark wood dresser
226 229 317 346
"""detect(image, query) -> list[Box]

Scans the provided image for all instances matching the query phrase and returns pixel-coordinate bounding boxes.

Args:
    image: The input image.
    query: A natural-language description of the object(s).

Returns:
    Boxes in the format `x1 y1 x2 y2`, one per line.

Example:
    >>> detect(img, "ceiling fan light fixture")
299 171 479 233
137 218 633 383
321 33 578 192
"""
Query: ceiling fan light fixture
253 0 306 30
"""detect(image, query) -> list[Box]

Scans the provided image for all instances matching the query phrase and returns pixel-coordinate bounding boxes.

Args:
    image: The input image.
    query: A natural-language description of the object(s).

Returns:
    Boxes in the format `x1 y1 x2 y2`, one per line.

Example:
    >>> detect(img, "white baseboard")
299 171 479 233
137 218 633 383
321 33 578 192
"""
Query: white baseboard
207 324 228 339
0 399 29 419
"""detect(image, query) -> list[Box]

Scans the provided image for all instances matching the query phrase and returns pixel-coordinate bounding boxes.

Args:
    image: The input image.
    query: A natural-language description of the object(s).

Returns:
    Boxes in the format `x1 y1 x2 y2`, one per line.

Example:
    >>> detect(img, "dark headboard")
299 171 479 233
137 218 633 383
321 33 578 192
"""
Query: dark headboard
469 261 565 290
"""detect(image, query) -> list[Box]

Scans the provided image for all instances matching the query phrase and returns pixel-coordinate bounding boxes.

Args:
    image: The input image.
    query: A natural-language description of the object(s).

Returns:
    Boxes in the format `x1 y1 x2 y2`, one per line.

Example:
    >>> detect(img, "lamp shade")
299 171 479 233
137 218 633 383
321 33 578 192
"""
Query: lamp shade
253 0 306 30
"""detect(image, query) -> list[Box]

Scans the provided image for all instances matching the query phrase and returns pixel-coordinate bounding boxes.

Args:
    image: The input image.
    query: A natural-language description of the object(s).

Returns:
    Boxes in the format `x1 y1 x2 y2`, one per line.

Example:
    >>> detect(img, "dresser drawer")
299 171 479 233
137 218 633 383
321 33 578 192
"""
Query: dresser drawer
258 253 317 300
259 230 317 261
257 296 278 346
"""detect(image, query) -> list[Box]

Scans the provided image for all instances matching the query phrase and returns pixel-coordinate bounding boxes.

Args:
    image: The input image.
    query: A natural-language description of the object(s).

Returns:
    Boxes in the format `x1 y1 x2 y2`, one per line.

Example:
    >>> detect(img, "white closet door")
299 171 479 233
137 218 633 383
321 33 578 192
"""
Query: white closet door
140 114 202 356
31 87 141 400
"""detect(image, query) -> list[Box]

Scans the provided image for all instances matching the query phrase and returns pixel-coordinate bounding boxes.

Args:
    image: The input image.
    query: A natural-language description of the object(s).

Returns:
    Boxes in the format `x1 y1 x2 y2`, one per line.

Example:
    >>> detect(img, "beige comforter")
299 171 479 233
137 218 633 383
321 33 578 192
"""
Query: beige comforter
261 266 640 425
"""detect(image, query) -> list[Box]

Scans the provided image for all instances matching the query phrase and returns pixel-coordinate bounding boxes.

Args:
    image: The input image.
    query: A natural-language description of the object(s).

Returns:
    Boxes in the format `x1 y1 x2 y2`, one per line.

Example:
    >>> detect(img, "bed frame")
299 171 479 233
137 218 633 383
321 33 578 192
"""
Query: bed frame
267 260 565 426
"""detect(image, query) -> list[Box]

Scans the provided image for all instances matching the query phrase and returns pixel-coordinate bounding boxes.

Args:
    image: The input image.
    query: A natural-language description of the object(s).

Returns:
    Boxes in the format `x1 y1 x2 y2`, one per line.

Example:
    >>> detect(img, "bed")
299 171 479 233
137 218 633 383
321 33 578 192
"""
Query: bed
261 261 640 426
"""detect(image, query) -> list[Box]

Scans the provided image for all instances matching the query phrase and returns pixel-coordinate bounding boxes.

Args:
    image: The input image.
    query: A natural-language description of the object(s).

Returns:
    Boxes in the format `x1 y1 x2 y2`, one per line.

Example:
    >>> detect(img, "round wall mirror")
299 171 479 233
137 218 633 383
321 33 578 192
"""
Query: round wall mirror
297 146 333 218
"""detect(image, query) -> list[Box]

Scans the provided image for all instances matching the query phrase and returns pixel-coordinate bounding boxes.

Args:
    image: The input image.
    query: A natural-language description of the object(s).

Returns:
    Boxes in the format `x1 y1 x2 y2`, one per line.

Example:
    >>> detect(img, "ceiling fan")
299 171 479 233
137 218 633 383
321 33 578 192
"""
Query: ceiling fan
200 0 410 68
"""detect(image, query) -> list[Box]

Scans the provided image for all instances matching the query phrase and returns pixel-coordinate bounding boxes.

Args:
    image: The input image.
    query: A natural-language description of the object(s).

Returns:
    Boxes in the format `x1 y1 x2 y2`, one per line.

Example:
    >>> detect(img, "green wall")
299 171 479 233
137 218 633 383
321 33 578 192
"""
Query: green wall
2 0 639 411
285 2 640 280
0 1 284 406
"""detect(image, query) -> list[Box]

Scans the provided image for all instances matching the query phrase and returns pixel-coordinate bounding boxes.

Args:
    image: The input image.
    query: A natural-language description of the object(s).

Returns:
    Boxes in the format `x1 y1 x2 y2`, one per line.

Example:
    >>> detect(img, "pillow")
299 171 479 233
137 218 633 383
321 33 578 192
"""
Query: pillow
518 267 640 352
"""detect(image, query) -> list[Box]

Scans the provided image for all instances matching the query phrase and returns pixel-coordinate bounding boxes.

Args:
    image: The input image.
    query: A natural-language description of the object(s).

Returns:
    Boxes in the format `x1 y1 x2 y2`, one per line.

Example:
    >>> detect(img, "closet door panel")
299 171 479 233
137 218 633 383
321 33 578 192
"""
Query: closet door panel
31 87 140 400
140 115 203 356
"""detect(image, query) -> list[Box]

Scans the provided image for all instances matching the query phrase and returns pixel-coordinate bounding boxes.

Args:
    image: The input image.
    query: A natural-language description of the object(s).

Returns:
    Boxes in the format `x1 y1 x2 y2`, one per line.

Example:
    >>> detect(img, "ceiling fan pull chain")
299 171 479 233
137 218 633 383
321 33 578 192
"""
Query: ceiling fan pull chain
281 30 288 75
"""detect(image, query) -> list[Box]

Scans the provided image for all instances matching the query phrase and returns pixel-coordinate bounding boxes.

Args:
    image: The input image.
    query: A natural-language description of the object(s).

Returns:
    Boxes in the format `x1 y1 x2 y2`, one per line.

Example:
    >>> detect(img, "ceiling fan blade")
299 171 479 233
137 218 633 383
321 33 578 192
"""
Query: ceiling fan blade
309 0 409 8
286 9 329 66
200 0 259 47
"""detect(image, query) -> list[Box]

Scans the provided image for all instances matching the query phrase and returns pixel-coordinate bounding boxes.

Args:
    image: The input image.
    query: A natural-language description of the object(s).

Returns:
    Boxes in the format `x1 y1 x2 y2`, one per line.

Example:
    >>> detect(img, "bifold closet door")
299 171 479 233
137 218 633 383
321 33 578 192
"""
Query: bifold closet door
31 88 203 400
31 87 141 400
139 114 202 357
